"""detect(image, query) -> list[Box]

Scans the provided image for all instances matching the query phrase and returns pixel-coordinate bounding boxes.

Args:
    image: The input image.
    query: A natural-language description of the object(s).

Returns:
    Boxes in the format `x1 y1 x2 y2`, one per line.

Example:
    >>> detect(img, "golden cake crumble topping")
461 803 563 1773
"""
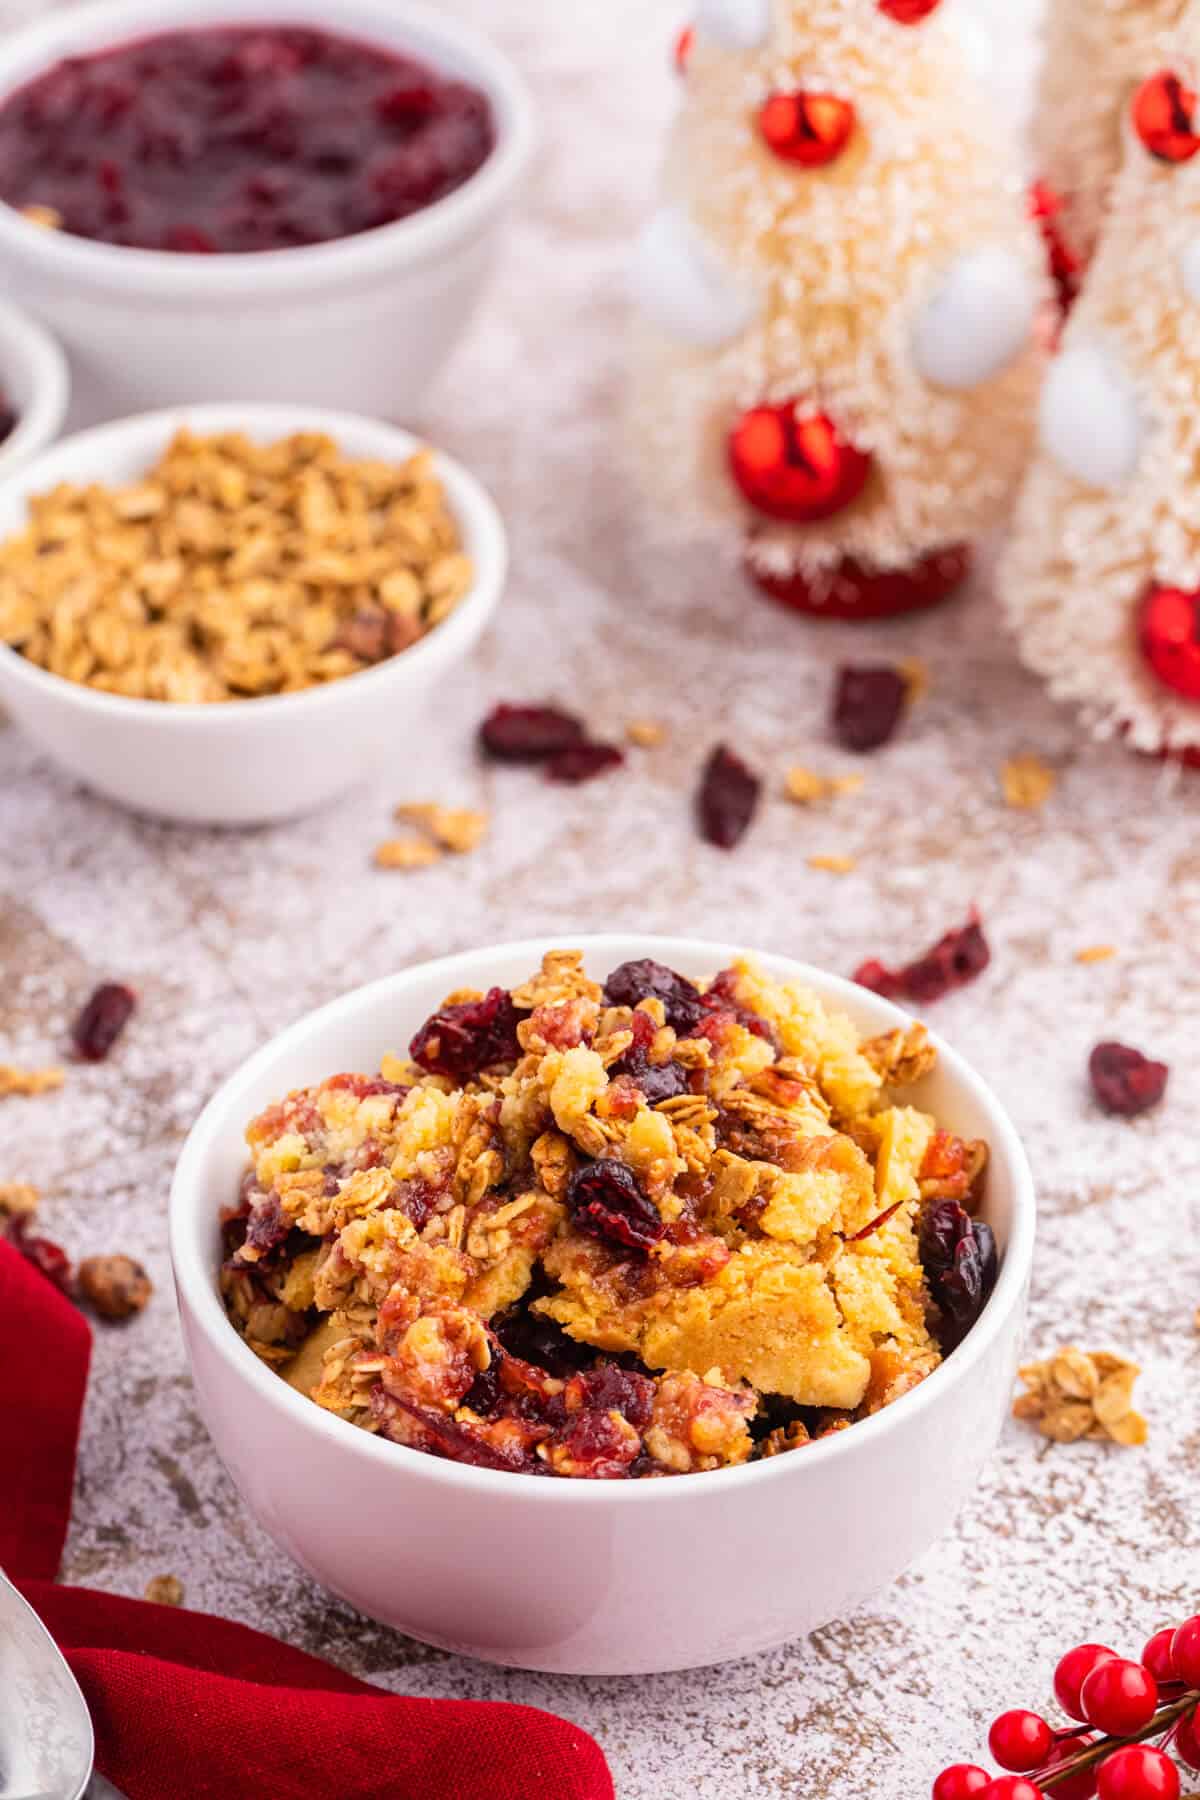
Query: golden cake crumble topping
219 951 998 1480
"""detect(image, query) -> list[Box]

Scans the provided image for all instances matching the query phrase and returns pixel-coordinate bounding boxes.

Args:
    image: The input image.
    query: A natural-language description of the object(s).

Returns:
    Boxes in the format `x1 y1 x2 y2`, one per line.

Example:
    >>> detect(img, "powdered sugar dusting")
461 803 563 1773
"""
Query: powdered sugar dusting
2 2 1199 1797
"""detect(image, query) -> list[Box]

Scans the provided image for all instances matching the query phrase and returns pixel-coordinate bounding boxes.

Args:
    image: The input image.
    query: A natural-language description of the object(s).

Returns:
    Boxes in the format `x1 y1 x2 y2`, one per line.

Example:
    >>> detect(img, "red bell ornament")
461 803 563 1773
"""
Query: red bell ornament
1132 71 1200 164
757 91 856 169
1139 583 1200 701
729 404 872 523
878 0 943 21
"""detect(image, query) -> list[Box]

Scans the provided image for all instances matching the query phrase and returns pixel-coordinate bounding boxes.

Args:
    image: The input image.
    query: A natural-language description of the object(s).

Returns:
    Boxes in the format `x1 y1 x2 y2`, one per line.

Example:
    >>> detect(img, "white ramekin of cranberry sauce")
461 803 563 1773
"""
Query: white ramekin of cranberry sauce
0 0 534 419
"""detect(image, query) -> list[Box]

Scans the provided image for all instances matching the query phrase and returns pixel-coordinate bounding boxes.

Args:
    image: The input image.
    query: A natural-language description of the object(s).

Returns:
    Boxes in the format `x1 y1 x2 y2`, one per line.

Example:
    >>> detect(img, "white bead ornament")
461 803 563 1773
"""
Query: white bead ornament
911 246 1039 390
695 0 771 51
1038 343 1144 490
630 207 757 348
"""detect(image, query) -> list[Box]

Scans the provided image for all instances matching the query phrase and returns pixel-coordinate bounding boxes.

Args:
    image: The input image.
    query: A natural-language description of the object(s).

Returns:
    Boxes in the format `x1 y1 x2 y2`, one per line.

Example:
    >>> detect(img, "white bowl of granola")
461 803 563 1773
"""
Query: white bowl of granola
169 935 1036 1675
0 403 506 823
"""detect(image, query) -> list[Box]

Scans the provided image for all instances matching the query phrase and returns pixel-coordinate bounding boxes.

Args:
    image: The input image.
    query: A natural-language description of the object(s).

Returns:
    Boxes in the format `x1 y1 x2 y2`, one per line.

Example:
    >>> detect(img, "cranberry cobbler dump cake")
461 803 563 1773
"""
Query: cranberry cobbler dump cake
220 952 997 1480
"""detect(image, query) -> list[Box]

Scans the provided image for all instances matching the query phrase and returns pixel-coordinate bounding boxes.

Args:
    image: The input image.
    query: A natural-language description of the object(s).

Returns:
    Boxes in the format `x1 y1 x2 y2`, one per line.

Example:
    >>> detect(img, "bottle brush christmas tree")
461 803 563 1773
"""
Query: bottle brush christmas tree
1002 4 1200 761
628 0 1048 621
1033 0 1185 288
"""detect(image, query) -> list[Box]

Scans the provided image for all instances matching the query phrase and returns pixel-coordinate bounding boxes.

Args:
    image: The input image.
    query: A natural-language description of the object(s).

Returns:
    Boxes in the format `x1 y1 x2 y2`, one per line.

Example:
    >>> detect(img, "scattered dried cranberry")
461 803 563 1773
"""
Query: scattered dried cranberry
609 1011 690 1104
604 959 707 1035
71 981 137 1062
479 704 586 763
567 1159 666 1253
919 1200 998 1349
1089 1042 1169 1118
832 665 909 752
409 986 525 1079
545 741 625 784
697 744 762 849
854 910 990 1004
6 1214 74 1296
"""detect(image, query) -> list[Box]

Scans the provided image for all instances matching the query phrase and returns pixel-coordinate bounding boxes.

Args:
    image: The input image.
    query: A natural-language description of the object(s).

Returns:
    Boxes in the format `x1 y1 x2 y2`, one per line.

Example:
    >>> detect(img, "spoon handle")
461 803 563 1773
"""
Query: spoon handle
86 1776 132 1799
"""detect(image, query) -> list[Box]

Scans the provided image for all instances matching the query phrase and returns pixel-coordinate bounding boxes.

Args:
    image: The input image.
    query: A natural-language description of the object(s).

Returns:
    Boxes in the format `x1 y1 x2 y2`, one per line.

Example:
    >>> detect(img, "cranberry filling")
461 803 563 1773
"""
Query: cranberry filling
409 986 526 1080
0 26 494 254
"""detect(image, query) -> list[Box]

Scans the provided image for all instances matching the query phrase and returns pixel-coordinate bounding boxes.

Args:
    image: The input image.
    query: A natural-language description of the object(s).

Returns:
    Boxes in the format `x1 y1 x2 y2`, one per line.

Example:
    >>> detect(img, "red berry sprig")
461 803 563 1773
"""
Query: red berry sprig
932 1615 1200 1800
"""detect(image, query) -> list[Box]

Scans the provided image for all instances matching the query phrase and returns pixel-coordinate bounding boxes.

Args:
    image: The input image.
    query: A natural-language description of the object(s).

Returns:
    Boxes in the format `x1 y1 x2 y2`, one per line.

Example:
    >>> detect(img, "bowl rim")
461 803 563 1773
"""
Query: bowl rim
0 297 70 470
0 0 536 295
169 932 1037 1506
0 401 507 726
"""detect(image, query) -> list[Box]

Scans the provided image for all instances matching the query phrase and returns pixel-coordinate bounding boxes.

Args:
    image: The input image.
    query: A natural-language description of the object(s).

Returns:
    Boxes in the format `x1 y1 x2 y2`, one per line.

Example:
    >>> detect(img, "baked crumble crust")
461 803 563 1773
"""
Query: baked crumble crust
219 951 992 1479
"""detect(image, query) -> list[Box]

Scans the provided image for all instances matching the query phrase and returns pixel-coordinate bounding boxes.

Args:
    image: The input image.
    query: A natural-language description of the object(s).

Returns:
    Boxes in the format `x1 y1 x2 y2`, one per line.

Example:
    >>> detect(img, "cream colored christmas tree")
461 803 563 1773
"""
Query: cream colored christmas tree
628 0 1048 619
1034 0 1185 274
1002 7 1200 757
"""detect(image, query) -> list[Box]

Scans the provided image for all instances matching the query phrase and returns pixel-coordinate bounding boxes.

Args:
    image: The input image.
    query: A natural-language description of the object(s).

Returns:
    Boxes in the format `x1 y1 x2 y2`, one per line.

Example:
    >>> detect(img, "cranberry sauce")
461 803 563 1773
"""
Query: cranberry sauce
0 25 495 254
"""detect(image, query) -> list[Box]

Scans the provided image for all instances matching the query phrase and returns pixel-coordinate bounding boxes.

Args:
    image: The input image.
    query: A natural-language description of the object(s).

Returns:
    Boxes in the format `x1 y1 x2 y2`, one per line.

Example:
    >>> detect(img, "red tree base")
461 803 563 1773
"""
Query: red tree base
747 543 971 622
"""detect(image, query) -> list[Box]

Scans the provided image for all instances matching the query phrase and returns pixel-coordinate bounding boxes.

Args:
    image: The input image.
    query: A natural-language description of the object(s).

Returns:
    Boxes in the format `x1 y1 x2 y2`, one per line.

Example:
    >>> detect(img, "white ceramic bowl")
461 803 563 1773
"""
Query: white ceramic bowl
170 934 1036 1676
0 403 506 824
0 298 69 473
0 0 535 419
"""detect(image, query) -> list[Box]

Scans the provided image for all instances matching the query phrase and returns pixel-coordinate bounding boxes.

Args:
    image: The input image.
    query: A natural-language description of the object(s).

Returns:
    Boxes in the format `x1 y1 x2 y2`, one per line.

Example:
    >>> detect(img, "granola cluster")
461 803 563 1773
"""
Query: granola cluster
219 951 996 1480
1013 1346 1148 1448
0 430 471 703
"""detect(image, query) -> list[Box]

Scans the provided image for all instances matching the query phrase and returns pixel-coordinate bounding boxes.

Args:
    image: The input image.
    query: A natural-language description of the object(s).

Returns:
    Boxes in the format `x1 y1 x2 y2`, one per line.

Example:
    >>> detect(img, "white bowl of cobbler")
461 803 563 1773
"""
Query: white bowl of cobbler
170 935 1035 1675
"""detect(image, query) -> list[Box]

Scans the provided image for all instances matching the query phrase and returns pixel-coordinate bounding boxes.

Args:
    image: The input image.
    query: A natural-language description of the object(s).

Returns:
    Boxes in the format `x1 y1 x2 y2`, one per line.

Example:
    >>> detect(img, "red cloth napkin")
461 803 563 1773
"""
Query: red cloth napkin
1 1243 613 1800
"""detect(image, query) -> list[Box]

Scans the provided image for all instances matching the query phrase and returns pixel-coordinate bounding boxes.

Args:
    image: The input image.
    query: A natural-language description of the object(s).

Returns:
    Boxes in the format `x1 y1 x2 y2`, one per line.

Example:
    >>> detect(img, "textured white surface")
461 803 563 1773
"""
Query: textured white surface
3 1 1200 1796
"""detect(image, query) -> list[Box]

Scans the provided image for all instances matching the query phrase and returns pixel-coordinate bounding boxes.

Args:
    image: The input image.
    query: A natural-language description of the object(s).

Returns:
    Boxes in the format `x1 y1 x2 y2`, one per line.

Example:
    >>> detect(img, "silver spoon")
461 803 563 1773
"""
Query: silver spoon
0 1569 129 1800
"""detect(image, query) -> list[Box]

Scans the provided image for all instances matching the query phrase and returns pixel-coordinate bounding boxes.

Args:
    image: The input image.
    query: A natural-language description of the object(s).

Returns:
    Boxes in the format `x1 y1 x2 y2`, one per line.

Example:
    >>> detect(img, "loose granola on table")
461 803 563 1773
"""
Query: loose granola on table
220 951 998 1481
0 430 471 703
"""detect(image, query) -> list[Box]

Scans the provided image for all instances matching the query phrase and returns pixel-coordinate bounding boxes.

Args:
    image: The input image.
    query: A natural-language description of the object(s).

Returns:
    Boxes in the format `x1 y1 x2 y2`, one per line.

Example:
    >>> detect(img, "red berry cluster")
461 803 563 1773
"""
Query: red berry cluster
932 1617 1200 1800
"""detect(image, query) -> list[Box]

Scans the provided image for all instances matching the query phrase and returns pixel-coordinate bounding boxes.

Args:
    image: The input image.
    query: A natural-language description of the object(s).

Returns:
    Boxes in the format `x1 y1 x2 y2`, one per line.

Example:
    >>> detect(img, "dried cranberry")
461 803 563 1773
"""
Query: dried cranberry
832 665 909 752
240 1193 290 1260
918 1200 998 1349
552 1405 642 1479
697 744 762 848
566 1365 656 1431
409 986 525 1079
854 910 990 1004
478 703 586 762
6 1214 74 1295
545 741 625 784
567 1159 666 1253
0 400 17 444
603 959 707 1034
698 968 778 1045
608 1009 690 1103
491 1304 595 1378
71 982 136 1061
1089 1042 1169 1117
